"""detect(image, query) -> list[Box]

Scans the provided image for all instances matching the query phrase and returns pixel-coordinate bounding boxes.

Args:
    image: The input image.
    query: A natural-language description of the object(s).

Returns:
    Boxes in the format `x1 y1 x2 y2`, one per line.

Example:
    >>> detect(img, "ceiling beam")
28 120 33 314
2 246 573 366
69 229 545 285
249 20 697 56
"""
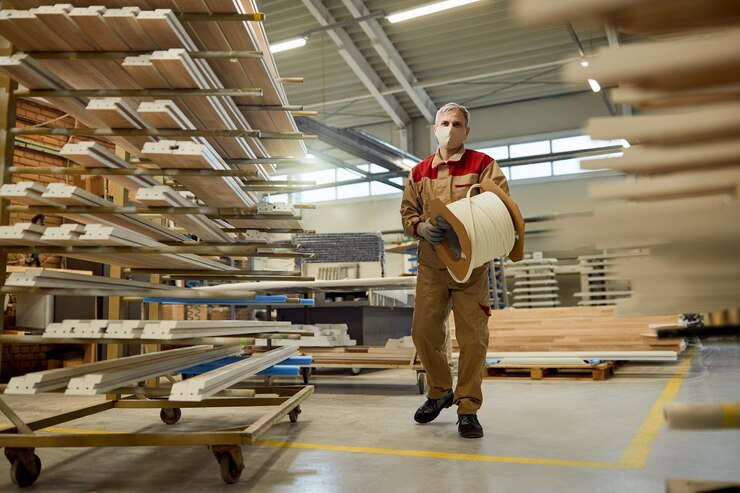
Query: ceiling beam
340 0 437 123
294 116 418 172
303 148 405 190
300 0 410 129
303 58 578 110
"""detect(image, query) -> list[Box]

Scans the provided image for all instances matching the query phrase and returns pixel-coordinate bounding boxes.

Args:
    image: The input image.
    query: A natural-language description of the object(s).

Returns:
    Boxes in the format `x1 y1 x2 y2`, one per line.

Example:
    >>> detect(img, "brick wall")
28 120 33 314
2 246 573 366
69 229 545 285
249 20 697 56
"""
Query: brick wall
7 99 114 268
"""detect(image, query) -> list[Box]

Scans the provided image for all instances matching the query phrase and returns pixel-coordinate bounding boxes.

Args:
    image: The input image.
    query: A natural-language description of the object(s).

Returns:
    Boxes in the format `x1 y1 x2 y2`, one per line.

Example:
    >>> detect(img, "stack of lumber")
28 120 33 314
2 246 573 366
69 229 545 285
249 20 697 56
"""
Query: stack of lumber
515 0 740 317
298 233 385 263
40 319 292 340
301 346 419 367
449 306 683 353
255 324 356 348
141 320 291 340
0 181 187 242
60 141 160 191
134 185 233 242
0 222 46 245
196 276 416 294
5 344 242 395
0 2 308 218
5 267 175 293
0 221 235 270
507 258 560 308
169 346 297 401
60 141 234 242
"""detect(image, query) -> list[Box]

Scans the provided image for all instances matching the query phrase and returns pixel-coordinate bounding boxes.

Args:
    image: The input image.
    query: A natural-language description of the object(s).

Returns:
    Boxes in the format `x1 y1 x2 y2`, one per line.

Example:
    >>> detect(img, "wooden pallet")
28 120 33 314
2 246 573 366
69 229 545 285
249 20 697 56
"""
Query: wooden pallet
484 361 616 381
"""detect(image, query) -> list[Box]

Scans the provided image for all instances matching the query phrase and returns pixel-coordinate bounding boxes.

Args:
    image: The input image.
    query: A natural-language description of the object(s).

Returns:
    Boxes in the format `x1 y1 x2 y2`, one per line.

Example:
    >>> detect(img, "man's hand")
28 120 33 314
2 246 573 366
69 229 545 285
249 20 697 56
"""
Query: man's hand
417 218 447 245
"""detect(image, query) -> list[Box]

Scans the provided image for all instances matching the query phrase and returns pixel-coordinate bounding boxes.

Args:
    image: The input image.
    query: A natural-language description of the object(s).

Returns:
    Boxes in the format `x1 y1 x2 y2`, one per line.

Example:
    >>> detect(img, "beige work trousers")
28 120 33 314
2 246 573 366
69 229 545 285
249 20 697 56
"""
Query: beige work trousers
412 263 490 415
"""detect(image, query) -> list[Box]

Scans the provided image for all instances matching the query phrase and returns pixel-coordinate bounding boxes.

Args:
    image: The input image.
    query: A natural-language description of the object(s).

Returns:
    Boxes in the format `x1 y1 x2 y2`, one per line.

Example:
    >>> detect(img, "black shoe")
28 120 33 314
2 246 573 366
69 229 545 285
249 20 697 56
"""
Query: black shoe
414 389 453 424
457 414 483 438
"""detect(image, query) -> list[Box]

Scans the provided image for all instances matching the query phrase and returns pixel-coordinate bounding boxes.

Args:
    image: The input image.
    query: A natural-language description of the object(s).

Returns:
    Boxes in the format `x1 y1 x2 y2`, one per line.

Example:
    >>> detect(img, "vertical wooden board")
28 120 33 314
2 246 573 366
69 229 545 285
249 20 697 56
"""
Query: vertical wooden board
31 4 99 51
137 9 194 50
102 8 158 51
150 54 199 89
4 10 71 50
122 55 170 88
68 6 131 51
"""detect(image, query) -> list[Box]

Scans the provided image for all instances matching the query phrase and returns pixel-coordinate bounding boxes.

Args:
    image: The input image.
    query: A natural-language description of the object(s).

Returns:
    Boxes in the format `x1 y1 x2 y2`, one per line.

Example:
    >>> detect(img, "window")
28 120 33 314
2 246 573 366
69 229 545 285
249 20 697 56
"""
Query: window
371 177 404 196
336 182 370 199
301 188 336 203
510 162 551 180
477 145 508 160
266 193 288 204
552 158 584 176
552 135 622 153
300 169 336 184
510 140 550 158
337 168 364 182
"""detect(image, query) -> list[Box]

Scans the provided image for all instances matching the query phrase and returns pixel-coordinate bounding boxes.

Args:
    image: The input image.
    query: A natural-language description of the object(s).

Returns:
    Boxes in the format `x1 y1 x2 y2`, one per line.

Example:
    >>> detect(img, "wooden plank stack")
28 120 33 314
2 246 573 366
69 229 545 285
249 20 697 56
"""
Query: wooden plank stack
0 1 308 238
254 324 356 348
450 306 683 352
515 0 740 317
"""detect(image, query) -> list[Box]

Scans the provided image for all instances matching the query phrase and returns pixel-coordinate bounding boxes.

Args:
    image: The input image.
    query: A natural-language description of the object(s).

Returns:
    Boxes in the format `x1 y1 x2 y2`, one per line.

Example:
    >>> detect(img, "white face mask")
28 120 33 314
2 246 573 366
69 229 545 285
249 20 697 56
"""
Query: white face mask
434 124 466 149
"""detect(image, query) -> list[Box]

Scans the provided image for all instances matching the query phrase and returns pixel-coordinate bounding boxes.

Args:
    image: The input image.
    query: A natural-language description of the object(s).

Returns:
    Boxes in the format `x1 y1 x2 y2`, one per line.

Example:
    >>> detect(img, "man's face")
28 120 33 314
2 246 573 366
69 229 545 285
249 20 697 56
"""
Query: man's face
434 109 470 137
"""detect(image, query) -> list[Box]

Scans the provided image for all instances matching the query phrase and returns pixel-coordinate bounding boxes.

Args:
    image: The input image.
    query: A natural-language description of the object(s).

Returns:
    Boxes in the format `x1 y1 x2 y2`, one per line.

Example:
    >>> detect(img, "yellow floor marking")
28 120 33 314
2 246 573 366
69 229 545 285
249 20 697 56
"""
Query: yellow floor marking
253 440 622 469
0 353 694 470
618 353 694 468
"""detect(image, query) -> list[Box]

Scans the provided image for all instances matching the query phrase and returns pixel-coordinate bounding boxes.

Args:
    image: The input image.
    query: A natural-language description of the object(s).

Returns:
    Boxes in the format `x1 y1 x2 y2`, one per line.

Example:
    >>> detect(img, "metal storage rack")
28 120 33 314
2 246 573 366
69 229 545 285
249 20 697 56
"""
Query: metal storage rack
0 3 317 486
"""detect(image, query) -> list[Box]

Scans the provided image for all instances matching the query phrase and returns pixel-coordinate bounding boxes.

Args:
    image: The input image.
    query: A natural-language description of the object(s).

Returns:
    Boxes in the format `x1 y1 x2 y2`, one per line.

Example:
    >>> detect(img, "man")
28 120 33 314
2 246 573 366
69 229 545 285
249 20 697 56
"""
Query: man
400 102 509 438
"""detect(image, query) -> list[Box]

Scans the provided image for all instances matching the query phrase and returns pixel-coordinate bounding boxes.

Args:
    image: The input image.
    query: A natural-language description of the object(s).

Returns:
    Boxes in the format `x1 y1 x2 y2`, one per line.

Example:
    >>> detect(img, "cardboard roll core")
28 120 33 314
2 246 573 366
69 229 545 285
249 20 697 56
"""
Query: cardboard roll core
430 180 525 282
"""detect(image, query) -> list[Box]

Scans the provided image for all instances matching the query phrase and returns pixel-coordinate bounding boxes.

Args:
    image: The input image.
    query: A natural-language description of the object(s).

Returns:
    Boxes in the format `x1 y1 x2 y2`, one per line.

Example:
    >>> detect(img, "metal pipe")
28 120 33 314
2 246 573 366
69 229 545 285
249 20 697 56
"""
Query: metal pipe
237 104 305 111
5 205 300 217
158 241 299 249
14 88 262 98
220 228 312 234
0 286 260 299
276 78 304 84
134 157 314 165
24 50 263 60
125 269 305 276
11 128 311 140
163 275 315 281
177 13 265 22
0 245 309 256
8 167 262 177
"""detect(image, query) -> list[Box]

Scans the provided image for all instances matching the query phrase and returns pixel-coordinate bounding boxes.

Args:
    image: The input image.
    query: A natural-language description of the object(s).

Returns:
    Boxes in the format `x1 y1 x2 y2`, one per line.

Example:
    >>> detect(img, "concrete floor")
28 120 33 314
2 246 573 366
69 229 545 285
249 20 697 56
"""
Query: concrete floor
0 342 738 492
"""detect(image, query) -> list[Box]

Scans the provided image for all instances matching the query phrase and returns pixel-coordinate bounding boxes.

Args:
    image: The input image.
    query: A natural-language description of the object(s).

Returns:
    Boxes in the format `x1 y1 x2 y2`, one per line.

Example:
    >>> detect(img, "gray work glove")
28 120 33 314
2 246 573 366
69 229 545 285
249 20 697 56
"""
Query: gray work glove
417 218 448 245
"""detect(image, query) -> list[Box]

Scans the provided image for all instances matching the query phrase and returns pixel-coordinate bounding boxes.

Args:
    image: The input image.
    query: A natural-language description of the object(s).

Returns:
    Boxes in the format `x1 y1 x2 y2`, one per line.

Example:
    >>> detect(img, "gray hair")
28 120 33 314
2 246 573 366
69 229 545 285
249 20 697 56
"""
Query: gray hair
435 102 470 127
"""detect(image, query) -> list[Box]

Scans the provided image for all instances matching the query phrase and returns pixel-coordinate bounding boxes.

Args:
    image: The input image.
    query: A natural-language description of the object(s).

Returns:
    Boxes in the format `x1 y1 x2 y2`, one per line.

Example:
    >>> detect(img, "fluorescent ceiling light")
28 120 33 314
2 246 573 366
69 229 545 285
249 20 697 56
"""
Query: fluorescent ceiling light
270 38 306 54
306 153 316 159
588 78 601 92
621 139 631 148
387 0 480 24
579 59 589 67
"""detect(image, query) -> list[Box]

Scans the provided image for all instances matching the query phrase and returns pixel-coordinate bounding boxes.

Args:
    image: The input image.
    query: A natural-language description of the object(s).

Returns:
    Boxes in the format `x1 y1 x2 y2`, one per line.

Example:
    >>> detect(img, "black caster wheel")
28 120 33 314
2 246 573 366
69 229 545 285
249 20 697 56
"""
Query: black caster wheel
219 454 244 484
10 454 41 488
417 373 427 395
301 367 311 384
288 407 302 423
160 407 182 425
